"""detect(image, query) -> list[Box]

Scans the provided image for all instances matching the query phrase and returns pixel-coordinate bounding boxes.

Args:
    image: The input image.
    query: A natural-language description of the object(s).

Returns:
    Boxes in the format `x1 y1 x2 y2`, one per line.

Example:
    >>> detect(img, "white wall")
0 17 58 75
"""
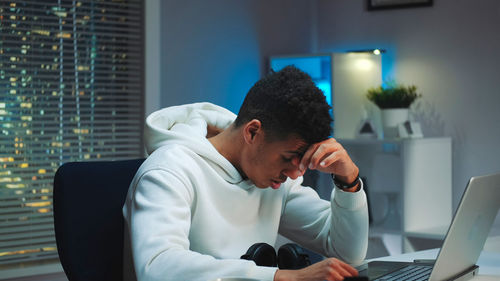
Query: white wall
151 0 500 227
159 0 315 113
316 0 500 226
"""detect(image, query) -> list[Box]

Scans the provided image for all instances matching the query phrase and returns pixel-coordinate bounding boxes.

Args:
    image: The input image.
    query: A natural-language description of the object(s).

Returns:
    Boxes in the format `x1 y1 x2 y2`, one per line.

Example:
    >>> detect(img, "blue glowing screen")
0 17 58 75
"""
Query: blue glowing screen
269 55 332 106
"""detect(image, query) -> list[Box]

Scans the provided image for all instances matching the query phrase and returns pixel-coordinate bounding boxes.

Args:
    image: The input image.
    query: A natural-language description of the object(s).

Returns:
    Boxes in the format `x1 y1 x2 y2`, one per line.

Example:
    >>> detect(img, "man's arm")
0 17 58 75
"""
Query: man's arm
277 176 368 262
303 138 368 262
275 138 369 280
299 138 359 189
276 178 368 280
123 169 277 281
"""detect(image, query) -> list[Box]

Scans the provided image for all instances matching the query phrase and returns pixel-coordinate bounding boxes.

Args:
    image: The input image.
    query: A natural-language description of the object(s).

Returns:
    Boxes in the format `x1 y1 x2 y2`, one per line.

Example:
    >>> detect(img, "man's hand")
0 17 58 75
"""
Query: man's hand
274 257 359 281
294 138 359 188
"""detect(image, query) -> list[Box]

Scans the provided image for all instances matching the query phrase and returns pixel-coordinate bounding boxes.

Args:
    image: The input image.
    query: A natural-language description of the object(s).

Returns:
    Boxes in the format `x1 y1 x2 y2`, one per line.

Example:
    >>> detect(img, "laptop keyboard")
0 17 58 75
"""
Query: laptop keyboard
374 264 433 281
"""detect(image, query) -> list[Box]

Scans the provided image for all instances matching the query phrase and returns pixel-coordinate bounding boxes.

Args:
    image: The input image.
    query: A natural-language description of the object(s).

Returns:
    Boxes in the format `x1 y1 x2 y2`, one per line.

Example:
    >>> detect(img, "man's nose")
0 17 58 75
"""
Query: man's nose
282 158 304 180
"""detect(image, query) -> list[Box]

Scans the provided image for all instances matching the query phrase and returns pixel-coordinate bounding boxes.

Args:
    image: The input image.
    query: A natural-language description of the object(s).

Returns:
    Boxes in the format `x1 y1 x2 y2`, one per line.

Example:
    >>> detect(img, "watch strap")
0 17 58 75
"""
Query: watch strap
332 173 360 191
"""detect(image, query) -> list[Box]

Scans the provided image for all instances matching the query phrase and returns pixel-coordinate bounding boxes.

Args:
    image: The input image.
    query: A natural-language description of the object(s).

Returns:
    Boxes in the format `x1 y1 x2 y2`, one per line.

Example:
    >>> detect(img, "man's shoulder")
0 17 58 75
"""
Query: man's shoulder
150 143 197 157
144 144 202 171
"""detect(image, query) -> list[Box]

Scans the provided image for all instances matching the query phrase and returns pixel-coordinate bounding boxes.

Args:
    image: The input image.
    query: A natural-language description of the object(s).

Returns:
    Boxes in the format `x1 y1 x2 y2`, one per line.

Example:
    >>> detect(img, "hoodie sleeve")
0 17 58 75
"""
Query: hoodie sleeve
123 168 277 281
277 179 369 265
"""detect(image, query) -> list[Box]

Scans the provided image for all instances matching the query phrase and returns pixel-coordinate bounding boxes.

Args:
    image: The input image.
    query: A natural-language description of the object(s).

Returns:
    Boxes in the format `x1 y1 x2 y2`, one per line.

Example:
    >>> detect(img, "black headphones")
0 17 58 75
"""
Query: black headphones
240 242 311 269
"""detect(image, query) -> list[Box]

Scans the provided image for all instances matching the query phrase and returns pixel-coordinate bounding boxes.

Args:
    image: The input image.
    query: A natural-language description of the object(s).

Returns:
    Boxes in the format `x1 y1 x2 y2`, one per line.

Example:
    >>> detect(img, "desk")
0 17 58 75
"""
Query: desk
370 249 500 280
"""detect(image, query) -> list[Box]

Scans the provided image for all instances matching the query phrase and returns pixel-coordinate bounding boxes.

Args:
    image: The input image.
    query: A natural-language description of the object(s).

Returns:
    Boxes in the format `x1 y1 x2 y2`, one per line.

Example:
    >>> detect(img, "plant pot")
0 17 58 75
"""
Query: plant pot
381 108 409 138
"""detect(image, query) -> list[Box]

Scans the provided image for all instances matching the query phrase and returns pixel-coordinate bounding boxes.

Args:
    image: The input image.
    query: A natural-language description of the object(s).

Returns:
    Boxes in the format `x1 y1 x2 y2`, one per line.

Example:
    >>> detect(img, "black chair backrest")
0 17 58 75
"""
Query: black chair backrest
53 159 145 281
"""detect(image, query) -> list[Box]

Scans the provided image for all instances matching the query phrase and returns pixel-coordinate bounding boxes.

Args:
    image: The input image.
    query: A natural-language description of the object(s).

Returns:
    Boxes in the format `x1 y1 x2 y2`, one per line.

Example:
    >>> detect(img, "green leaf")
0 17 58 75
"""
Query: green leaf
366 83 421 109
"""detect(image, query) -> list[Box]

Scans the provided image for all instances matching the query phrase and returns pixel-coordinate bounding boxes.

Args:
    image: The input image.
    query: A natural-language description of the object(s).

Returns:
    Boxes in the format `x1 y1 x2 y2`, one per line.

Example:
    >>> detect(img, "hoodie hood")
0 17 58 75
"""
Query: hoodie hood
145 102 246 184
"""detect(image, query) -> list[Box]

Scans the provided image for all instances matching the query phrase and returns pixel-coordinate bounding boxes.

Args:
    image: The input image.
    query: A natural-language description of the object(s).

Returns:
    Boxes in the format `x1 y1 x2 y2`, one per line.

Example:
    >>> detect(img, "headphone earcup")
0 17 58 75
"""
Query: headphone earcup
277 243 311 269
240 243 277 267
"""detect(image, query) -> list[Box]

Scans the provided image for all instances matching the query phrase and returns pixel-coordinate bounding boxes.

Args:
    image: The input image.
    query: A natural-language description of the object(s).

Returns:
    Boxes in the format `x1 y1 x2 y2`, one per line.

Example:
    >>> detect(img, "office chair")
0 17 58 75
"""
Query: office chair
53 158 145 281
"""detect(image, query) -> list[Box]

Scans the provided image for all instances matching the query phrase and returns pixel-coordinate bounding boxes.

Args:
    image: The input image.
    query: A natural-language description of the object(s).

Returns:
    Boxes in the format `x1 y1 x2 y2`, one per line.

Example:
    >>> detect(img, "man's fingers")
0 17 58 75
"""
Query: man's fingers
325 259 357 281
308 142 343 170
328 271 344 281
299 138 347 172
318 151 341 168
299 143 319 171
331 265 353 279
341 262 359 276
295 258 359 281
308 143 328 169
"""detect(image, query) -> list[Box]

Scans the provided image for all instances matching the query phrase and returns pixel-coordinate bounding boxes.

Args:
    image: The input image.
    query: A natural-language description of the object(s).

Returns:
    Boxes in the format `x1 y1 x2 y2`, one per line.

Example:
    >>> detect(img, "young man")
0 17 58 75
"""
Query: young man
123 66 369 281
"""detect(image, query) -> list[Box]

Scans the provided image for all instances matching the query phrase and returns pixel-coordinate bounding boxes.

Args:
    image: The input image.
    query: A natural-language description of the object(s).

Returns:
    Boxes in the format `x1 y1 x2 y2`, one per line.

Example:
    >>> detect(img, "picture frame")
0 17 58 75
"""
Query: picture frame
367 0 433 11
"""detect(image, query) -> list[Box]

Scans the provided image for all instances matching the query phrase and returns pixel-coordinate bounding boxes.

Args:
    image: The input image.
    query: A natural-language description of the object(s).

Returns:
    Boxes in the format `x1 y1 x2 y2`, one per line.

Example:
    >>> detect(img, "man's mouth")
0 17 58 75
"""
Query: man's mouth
270 180 284 189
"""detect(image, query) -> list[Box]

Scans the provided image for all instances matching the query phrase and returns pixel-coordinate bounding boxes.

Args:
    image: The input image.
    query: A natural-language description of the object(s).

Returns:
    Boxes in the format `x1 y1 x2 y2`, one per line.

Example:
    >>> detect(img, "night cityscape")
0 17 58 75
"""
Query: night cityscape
0 0 143 264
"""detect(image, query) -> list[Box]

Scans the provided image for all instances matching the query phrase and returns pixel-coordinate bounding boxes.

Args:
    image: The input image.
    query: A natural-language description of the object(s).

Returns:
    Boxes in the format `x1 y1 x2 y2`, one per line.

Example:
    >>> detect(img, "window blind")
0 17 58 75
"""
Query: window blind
0 0 144 265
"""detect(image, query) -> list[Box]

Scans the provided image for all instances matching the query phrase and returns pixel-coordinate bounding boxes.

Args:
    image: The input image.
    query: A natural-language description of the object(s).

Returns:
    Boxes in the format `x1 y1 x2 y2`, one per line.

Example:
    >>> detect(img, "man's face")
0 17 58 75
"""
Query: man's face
241 133 308 189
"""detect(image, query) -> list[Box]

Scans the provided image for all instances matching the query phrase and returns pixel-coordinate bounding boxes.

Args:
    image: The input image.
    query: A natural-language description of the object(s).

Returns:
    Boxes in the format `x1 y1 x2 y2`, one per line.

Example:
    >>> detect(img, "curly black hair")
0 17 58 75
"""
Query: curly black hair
234 65 332 145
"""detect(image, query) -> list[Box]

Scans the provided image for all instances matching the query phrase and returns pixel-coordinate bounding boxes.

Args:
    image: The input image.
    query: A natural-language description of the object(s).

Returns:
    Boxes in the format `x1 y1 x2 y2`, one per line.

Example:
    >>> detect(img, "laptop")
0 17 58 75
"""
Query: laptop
359 172 500 281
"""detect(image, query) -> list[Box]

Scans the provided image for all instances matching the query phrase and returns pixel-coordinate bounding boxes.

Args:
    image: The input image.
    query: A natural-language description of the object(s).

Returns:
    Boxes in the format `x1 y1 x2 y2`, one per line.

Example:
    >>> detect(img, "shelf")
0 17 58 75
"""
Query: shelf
340 138 452 253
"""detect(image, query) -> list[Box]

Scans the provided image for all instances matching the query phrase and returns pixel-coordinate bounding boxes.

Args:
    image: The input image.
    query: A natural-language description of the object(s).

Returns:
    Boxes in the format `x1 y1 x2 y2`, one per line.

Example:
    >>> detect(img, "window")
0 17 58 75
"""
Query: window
0 0 144 267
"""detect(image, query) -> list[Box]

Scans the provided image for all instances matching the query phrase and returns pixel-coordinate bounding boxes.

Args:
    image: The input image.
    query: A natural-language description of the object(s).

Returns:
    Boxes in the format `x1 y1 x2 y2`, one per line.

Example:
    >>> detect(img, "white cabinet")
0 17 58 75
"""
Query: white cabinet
339 137 452 253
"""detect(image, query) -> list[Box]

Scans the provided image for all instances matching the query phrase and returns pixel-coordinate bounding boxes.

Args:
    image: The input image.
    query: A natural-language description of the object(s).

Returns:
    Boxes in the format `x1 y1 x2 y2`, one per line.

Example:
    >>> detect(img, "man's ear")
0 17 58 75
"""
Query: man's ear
243 119 262 144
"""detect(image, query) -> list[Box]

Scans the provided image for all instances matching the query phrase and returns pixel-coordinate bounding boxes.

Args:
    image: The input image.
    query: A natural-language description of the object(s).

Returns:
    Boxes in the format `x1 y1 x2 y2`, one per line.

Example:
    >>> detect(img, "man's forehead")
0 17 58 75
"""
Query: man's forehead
264 132 309 154
282 138 309 155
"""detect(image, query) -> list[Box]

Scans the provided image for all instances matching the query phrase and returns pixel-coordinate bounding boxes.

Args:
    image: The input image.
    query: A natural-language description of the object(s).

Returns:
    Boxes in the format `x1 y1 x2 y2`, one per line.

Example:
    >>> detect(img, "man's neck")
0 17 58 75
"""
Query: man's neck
207 124 245 177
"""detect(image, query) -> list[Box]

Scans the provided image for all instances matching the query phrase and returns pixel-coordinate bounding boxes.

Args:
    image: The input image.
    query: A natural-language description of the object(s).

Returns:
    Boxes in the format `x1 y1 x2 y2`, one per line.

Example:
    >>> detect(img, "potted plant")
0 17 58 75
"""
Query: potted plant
366 82 422 137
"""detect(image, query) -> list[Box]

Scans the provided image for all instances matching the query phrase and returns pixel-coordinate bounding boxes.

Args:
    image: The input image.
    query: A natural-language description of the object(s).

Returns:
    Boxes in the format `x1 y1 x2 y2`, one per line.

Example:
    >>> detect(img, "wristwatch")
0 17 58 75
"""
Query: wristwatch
331 173 361 191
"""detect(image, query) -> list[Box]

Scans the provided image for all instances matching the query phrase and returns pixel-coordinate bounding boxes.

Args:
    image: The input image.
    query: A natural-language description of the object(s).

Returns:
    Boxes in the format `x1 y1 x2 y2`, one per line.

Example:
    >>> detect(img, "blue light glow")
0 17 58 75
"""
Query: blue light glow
270 55 332 106
316 80 331 105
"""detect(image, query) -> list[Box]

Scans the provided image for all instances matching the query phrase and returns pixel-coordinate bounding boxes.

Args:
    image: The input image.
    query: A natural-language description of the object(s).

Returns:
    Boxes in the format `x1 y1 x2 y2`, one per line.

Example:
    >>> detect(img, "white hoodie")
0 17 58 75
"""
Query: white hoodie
123 102 368 281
